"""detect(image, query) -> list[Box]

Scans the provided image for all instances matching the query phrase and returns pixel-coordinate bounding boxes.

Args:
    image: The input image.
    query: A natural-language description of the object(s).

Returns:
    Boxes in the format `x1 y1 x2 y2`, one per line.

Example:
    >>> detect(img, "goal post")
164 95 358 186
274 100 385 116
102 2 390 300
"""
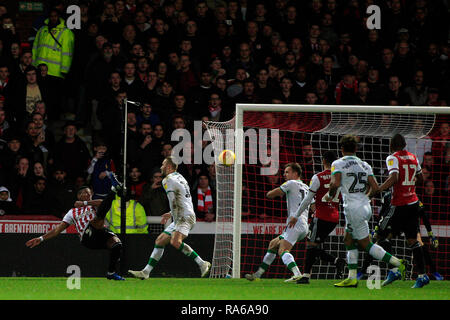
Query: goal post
206 104 450 279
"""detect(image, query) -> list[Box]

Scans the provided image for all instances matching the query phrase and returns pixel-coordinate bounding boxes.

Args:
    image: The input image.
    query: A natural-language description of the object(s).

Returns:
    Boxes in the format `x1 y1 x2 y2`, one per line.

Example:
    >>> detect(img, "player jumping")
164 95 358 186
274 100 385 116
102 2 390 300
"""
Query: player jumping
328 135 406 288
26 173 125 280
291 151 346 284
128 156 211 279
245 163 309 283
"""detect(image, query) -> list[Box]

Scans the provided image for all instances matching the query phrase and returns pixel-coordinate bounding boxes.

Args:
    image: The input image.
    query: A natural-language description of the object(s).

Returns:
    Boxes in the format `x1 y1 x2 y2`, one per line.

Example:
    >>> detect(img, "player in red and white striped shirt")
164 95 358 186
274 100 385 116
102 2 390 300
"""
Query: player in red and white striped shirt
26 180 125 280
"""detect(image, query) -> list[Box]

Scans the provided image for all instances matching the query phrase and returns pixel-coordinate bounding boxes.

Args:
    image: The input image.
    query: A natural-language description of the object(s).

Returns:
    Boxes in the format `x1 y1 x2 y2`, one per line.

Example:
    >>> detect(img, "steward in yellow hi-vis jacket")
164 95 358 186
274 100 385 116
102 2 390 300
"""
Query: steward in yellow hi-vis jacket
32 9 74 79
106 195 148 234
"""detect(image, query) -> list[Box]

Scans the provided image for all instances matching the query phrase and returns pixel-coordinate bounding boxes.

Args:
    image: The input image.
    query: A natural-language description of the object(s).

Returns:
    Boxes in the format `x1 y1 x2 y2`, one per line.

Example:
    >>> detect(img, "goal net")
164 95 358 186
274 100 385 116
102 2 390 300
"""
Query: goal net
205 105 450 280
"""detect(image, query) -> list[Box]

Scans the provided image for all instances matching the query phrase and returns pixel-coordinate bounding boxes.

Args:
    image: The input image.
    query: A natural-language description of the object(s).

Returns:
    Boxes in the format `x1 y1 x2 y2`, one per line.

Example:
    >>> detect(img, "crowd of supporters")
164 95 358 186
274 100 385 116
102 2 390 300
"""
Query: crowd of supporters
0 0 448 222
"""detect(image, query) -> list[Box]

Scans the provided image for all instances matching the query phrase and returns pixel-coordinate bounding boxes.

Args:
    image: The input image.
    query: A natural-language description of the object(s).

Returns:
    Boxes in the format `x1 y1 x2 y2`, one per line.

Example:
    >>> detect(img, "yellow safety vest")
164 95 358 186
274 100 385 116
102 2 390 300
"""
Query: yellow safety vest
106 196 148 234
32 18 74 78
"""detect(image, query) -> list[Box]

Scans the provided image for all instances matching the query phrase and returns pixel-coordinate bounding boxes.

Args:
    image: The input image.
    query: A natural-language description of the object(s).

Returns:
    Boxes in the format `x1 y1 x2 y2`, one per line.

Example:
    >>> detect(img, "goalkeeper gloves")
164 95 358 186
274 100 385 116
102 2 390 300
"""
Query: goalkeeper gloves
428 231 439 248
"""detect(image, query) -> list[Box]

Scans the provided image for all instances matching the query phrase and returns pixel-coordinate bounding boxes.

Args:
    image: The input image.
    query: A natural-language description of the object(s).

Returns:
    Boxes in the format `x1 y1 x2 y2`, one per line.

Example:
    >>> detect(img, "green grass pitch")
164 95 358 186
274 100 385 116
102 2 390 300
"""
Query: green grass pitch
0 277 448 300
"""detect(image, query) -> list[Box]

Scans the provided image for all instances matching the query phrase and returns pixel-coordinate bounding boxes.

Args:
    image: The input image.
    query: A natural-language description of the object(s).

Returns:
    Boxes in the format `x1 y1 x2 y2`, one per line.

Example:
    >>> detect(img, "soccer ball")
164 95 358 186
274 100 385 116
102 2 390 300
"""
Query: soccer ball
218 149 236 166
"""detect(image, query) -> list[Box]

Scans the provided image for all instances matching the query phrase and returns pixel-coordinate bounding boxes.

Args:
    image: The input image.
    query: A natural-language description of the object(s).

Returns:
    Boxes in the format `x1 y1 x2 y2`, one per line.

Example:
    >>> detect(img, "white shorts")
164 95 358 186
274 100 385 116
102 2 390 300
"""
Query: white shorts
280 215 309 246
343 203 372 240
164 214 196 237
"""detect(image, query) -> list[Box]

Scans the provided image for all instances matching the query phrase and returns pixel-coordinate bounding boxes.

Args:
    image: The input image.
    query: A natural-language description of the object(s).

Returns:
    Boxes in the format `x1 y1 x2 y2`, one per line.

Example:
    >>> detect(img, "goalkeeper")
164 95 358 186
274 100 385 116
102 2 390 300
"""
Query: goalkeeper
359 191 443 281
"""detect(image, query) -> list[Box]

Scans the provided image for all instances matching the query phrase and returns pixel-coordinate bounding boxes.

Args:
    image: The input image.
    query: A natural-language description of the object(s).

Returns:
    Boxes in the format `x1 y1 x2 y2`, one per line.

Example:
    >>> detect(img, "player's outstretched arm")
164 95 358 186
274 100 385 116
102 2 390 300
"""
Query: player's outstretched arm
25 222 70 248
266 187 284 199
74 199 103 208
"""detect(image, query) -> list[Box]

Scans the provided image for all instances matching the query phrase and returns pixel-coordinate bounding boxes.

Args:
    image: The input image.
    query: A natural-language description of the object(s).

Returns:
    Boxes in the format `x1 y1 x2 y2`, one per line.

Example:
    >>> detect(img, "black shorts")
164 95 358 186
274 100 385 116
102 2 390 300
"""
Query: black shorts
80 223 117 249
308 217 338 243
378 201 420 240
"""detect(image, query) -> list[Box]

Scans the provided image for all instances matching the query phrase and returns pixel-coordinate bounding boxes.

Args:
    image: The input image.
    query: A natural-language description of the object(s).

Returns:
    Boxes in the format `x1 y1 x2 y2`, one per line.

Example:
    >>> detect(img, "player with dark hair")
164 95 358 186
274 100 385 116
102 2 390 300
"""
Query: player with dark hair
328 135 406 288
376 133 430 288
292 151 346 284
26 174 125 280
245 163 309 283
128 156 211 279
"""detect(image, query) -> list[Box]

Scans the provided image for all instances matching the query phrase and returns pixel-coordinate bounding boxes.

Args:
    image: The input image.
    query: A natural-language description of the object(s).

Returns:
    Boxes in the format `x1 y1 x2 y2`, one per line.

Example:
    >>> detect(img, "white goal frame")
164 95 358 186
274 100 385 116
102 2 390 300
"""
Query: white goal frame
231 104 450 278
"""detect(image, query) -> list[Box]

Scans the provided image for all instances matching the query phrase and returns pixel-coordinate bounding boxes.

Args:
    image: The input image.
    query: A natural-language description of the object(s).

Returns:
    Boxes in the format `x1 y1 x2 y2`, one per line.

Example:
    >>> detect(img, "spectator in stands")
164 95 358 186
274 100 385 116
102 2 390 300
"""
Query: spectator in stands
426 88 444 106
87 140 115 200
32 161 46 179
136 101 160 128
139 167 169 217
47 165 76 218
32 7 74 115
192 172 215 222
128 165 145 200
386 75 411 105
355 80 375 105
8 65 48 126
0 64 10 98
20 120 47 169
122 60 145 102
21 176 54 215
0 184 20 215
0 133 22 175
335 68 359 105
53 121 91 183
404 70 428 106
315 78 335 105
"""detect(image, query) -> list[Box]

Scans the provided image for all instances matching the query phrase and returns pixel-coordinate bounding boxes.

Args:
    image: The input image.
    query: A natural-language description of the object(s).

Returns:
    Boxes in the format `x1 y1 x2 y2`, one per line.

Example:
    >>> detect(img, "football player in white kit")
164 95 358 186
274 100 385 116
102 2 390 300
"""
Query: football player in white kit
128 156 211 279
245 163 309 283
327 135 406 287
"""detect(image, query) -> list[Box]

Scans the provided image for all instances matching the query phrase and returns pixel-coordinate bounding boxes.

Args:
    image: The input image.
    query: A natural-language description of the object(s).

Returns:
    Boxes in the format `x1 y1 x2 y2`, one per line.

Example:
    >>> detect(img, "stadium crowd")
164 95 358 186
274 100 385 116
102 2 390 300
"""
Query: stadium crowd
0 0 448 224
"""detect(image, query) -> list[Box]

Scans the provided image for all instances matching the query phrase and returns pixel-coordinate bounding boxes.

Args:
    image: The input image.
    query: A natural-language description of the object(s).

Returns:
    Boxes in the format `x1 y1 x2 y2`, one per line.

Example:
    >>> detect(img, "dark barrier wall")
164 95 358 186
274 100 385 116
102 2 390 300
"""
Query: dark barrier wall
2 234 448 278
1 234 215 277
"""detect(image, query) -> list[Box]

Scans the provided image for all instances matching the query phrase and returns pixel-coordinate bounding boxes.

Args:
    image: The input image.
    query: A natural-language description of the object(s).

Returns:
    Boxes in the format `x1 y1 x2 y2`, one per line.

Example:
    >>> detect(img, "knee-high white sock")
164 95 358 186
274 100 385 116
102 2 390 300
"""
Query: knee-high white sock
179 242 205 266
367 242 401 267
281 252 301 276
346 244 358 279
254 250 277 277
143 245 165 274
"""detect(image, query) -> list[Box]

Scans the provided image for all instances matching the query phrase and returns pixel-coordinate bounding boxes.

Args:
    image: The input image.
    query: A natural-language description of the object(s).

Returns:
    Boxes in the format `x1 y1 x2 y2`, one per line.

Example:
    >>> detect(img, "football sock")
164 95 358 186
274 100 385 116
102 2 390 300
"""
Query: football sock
108 242 122 273
254 250 276 277
96 191 116 219
281 251 301 276
304 247 319 274
422 246 435 272
410 242 426 274
179 242 205 266
366 242 401 267
144 245 165 274
346 244 358 279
